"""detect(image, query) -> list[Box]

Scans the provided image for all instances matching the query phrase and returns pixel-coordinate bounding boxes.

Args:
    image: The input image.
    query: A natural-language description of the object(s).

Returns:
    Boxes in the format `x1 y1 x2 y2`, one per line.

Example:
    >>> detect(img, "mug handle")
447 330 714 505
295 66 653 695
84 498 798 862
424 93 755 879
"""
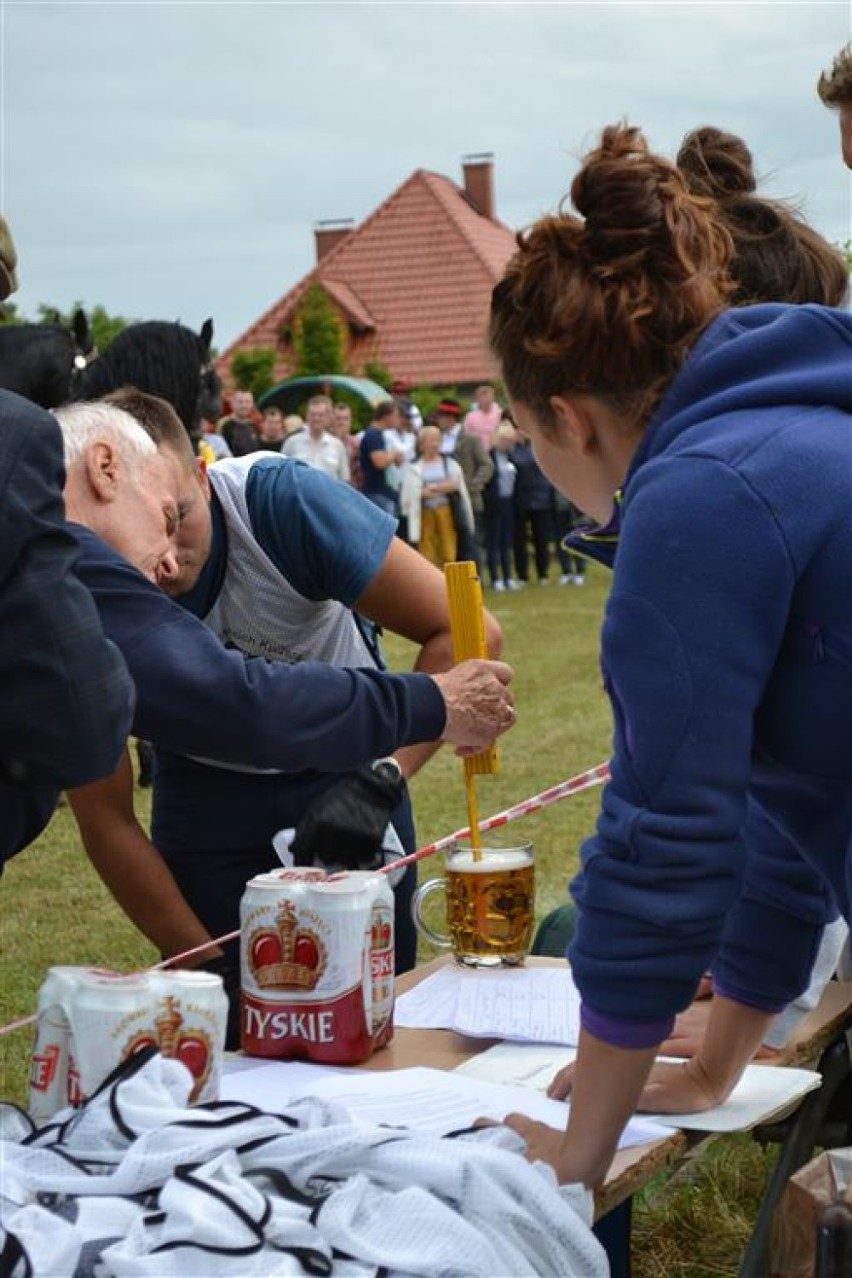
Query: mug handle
410 878 452 949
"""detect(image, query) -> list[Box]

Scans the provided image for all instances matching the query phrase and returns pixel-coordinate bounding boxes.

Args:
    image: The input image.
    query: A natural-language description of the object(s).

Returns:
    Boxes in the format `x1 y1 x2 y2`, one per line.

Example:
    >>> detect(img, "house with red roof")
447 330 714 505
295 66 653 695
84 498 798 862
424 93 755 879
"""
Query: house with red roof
215 155 517 392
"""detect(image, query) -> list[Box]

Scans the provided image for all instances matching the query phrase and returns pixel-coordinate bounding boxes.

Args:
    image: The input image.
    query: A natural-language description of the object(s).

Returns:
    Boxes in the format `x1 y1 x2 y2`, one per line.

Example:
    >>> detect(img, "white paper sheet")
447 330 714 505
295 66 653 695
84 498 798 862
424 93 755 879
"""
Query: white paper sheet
220 1058 671 1149
394 964 582 1044
455 1042 823 1132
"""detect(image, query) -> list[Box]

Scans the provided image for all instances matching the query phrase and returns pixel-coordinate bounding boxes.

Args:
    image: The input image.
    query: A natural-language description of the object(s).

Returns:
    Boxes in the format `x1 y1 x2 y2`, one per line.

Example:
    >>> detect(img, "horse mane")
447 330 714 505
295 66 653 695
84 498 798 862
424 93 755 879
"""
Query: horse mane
73 318 220 437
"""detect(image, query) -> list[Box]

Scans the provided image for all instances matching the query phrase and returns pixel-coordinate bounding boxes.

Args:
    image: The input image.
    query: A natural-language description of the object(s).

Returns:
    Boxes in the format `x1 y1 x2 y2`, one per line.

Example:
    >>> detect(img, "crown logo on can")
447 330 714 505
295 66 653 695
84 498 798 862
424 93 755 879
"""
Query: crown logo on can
122 996 212 1101
248 900 326 990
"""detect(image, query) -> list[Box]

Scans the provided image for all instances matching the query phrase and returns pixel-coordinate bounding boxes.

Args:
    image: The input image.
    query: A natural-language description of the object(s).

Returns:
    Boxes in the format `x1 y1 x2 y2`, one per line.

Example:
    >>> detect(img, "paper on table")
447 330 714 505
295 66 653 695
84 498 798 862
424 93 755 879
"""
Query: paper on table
454 968 581 1043
393 964 462 1029
220 1058 671 1150
456 1043 823 1133
394 964 582 1044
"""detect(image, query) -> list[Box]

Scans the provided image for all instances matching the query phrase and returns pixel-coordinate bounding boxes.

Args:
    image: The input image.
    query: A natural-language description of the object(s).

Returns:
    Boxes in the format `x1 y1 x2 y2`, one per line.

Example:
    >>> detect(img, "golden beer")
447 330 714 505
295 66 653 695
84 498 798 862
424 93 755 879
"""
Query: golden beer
412 843 535 966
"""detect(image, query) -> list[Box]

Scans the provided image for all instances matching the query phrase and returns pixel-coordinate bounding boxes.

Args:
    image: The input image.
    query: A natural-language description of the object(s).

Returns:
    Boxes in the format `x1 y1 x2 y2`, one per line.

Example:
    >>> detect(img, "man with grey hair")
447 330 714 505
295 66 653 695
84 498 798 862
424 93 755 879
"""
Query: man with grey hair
55 401 185 588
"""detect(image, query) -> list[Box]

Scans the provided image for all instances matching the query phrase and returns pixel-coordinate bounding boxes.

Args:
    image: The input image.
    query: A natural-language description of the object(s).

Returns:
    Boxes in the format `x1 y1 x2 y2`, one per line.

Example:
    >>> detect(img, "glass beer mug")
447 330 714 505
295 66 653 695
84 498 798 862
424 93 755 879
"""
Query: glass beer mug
411 841 534 966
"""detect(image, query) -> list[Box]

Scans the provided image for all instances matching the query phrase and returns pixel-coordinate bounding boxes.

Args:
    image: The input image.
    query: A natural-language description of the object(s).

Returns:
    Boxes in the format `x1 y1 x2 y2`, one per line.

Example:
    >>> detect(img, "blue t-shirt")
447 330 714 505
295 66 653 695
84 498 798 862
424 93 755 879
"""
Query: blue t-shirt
359 426 396 501
180 456 396 617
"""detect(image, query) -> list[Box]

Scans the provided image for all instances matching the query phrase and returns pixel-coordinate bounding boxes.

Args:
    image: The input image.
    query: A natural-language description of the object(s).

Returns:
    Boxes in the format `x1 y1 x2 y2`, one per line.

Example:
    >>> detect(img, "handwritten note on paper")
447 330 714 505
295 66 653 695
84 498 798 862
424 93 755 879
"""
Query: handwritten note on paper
453 968 581 1044
393 965 582 1045
393 965 464 1029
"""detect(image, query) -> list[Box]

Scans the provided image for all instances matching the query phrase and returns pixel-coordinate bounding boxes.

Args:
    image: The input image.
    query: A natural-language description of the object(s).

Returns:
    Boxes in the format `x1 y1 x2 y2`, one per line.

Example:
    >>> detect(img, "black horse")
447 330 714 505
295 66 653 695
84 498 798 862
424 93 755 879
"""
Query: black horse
73 318 221 444
0 309 94 409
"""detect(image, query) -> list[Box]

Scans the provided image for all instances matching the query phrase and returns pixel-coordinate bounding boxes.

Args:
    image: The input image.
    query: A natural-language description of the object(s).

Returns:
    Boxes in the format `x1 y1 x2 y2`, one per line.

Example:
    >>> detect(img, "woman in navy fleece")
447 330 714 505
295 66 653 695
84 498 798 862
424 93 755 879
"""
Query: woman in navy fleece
488 123 852 1188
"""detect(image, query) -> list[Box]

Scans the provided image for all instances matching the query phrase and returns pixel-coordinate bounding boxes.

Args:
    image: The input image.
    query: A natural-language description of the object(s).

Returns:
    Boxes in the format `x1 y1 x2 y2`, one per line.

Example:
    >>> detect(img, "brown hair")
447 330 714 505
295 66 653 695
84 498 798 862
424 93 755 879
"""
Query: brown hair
817 42 852 107
677 127 849 307
372 399 397 424
489 125 734 432
103 386 197 469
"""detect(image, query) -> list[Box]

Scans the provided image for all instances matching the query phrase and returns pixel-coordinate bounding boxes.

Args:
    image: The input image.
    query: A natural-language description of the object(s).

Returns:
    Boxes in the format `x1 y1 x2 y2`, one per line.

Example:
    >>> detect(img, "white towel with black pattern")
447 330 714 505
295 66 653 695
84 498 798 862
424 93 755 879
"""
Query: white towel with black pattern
0 1047 608 1277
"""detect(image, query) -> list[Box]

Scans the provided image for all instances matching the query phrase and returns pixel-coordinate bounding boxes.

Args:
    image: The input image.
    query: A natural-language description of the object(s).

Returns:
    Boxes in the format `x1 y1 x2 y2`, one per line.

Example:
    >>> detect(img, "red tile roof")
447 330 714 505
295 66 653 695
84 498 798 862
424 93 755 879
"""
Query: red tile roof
216 166 518 389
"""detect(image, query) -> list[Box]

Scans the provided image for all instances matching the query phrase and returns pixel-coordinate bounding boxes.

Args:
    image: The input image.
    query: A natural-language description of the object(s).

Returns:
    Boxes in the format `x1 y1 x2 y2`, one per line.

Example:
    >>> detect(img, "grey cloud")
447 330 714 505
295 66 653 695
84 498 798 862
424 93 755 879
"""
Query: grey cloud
7 2 849 346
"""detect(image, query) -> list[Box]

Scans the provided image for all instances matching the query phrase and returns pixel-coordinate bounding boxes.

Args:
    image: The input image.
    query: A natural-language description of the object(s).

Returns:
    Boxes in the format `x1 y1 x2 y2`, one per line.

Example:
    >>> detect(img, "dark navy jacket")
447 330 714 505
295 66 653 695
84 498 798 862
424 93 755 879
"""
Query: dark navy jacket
566 305 852 1046
0 392 133 862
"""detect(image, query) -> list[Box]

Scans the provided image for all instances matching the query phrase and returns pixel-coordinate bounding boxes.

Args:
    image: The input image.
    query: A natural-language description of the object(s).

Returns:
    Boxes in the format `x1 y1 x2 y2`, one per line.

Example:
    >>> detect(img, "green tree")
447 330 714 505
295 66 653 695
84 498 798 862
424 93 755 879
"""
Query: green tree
410 385 470 424
0 300 130 348
230 347 276 400
36 301 129 350
362 358 392 389
292 284 345 376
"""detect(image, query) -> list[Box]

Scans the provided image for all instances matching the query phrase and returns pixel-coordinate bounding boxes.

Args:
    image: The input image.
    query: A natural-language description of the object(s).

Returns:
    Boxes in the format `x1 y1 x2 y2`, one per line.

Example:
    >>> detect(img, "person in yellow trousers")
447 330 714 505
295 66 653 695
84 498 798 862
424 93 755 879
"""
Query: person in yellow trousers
400 424 474 566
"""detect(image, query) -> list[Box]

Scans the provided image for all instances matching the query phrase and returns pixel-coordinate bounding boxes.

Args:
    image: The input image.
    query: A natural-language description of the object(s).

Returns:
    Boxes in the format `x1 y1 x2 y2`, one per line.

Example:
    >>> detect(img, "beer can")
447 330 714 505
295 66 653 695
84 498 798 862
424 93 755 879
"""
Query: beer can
28 966 92 1123
146 970 228 1102
240 868 390 1063
345 870 395 1049
70 969 227 1104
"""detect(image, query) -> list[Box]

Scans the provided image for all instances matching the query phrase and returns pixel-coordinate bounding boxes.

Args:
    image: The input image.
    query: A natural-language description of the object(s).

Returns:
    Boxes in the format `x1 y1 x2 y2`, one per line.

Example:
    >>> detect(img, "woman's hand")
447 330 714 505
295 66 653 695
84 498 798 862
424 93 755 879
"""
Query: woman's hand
500 1115 590 1185
637 1057 728 1113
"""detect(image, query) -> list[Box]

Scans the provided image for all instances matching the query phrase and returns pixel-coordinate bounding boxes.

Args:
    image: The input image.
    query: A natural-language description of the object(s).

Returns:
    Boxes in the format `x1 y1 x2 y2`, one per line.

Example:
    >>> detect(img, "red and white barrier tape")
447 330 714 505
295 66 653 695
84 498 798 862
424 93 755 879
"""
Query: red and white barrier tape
0 759 610 1038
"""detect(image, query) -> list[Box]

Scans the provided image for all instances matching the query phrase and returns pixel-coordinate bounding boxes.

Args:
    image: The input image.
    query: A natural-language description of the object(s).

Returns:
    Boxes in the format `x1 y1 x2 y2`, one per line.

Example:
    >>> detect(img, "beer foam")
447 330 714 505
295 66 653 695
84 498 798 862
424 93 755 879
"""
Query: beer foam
449 848 531 873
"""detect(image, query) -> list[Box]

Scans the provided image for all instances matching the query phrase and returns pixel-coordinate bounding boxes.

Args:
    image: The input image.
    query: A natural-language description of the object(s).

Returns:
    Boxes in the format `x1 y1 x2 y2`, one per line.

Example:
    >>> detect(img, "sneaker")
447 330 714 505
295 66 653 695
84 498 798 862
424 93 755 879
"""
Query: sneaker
559 574 572 586
539 578 550 587
493 580 506 592
573 574 585 586
507 579 524 591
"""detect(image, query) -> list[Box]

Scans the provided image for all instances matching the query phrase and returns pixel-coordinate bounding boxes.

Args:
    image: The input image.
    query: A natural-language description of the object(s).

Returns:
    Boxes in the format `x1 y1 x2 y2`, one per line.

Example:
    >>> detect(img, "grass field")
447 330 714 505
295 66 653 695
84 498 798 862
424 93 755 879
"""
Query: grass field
0 562 776 1275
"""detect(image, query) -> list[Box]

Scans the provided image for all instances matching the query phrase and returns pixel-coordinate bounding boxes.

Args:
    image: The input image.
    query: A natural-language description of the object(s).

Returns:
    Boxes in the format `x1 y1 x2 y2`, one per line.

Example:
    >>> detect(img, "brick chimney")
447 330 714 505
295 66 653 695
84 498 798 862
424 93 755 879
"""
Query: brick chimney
461 153 495 220
314 219 355 263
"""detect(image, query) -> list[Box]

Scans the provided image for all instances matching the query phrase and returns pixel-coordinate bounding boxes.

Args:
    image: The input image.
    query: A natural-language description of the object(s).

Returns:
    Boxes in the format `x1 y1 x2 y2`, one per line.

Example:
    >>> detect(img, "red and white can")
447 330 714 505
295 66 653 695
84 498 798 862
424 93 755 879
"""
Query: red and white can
346 870 395 1048
28 967 227 1122
240 868 395 1063
28 966 96 1124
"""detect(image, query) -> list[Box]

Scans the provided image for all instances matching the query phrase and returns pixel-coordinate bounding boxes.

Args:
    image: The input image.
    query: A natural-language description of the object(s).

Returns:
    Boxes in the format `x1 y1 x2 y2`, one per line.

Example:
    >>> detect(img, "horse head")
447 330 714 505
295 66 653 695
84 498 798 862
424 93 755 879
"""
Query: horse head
74 317 221 444
0 309 93 409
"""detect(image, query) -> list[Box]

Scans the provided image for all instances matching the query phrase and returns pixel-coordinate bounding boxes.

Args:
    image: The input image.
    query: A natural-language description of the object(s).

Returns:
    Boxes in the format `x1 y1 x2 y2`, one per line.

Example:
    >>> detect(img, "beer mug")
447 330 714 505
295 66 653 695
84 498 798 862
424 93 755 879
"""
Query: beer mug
411 841 534 966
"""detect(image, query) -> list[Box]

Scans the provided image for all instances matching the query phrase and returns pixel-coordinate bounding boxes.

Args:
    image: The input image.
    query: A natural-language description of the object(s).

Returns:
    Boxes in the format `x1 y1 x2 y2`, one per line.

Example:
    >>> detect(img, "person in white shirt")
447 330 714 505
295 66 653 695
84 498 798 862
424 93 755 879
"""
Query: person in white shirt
282 394 350 483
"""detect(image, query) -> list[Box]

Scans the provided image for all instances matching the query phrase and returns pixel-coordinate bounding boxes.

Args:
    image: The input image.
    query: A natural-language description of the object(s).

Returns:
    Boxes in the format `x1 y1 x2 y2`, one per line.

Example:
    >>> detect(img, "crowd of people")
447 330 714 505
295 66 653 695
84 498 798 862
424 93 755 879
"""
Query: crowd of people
0 42 849 1233
200 380 593 591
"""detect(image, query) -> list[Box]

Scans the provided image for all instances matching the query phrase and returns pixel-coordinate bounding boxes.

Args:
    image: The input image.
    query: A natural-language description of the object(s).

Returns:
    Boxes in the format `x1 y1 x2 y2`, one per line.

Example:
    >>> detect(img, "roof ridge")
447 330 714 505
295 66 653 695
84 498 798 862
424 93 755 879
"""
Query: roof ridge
219 169 429 362
419 170 514 278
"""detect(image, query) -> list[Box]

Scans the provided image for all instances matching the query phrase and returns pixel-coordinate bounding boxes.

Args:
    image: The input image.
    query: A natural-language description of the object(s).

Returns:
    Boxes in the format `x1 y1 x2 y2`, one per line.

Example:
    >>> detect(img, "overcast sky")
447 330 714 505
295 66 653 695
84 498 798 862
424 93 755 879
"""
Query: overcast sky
4 1 850 350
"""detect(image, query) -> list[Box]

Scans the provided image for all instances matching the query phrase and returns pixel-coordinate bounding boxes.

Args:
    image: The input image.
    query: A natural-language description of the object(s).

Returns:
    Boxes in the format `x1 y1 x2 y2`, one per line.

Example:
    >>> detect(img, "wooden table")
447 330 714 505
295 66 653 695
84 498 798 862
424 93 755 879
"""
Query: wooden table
364 955 689 1219
365 956 852 1235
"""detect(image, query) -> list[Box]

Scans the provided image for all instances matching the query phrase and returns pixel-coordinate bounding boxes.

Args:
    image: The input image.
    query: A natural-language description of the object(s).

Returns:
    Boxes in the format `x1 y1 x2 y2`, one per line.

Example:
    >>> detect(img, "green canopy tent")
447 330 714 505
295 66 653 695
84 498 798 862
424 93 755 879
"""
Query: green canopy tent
258 375 390 418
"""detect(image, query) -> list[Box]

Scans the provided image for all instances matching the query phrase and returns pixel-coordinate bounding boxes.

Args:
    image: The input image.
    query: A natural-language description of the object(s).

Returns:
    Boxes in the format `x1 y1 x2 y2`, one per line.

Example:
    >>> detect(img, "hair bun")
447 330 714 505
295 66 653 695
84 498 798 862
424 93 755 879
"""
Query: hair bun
571 125 672 261
677 126 756 199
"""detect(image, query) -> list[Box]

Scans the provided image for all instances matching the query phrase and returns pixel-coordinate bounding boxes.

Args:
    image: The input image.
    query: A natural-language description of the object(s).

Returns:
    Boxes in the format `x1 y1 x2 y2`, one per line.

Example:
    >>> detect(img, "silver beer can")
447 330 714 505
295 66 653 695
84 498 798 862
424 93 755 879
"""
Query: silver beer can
28 966 94 1123
69 969 227 1104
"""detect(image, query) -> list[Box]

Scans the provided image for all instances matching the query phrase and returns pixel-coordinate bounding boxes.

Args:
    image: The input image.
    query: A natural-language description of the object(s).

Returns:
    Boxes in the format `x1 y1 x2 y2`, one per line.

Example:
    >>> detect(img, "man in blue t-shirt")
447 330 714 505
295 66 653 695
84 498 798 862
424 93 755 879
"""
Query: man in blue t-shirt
359 400 406 514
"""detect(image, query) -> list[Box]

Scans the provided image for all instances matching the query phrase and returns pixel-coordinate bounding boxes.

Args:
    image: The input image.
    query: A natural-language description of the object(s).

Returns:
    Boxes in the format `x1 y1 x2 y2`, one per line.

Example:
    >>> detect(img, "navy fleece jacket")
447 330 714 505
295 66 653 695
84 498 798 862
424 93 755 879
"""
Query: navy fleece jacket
71 527 445 771
567 304 852 1047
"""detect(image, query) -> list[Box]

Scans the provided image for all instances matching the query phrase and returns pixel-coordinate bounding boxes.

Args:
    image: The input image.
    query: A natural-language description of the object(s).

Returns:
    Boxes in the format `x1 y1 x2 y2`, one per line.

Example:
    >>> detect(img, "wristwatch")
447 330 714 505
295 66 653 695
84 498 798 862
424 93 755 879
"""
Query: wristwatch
372 757 403 785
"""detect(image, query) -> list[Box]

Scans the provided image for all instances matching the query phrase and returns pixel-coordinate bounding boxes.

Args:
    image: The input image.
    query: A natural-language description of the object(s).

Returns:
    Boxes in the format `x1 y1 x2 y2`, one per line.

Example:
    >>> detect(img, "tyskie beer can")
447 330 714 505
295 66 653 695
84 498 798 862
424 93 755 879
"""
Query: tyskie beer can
240 868 394 1062
70 969 227 1104
28 967 227 1122
28 966 94 1123
345 870 395 1049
